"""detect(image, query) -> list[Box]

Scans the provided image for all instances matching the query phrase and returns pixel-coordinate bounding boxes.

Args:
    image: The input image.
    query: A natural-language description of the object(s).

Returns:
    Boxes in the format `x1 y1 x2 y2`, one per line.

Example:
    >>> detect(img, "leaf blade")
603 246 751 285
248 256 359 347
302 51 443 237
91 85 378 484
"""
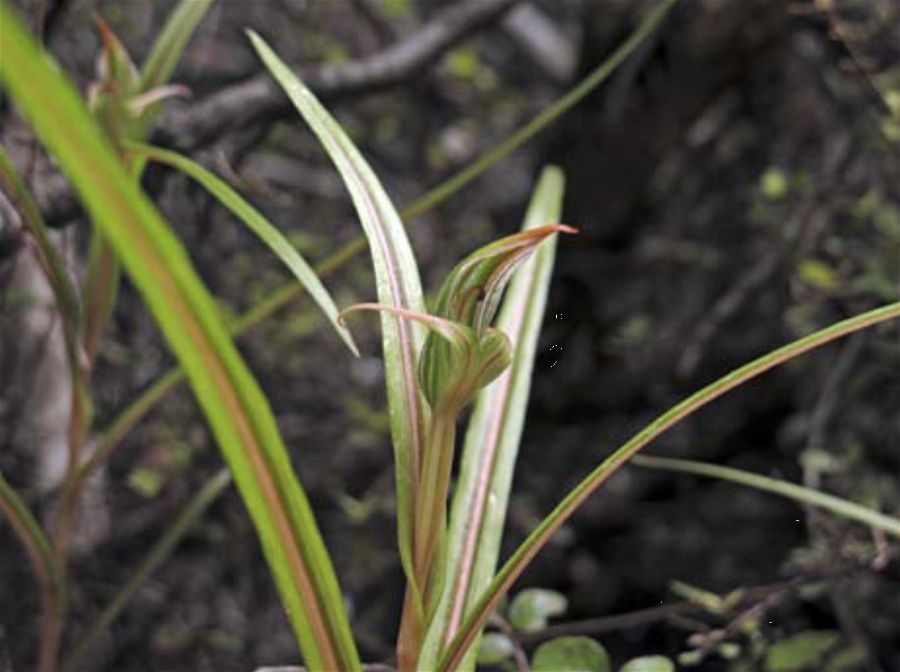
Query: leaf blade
631 454 900 539
438 301 900 671
0 471 60 608
139 0 213 90
0 9 360 670
127 141 359 355
249 30 427 598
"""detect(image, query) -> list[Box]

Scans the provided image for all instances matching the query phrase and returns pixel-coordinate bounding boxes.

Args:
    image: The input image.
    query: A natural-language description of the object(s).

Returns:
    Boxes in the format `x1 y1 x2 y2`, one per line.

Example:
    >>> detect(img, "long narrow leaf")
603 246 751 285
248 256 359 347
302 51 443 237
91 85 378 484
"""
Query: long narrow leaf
249 31 428 599
632 455 900 539
0 472 60 610
418 167 565 671
0 146 81 331
126 141 358 355
139 0 214 92
0 471 63 672
0 8 360 671
0 144 93 477
439 302 900 671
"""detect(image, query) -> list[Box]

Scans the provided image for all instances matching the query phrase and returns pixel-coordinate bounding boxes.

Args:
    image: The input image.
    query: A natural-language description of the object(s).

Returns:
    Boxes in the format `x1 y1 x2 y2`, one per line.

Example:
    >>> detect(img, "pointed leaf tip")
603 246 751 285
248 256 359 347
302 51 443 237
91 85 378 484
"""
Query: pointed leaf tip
124 142 360 358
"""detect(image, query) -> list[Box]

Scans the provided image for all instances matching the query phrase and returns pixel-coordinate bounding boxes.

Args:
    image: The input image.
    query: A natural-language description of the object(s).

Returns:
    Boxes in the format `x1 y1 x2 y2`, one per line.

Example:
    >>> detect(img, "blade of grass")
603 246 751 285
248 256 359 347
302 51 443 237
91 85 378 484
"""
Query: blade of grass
126 141 358 355
82 0 685 493
0 145 94 568
0 471 64 672
631 455 900 539
0 7 360 670
81 233 120 366
439 302 900 671
417 166 565 672
0 146 81 332
0 474 59 605
61 469 232 671
139 0 214 93
56 368 184 549
249 31 428 611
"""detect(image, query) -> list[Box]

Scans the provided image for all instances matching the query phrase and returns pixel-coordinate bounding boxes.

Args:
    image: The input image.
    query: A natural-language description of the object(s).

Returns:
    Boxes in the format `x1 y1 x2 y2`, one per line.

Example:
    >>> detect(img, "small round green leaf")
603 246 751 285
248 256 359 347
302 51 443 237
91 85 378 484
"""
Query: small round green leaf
509 588 568 632
760 167 789 200
532 636 610 672
476 632 516 665
620 655 676 672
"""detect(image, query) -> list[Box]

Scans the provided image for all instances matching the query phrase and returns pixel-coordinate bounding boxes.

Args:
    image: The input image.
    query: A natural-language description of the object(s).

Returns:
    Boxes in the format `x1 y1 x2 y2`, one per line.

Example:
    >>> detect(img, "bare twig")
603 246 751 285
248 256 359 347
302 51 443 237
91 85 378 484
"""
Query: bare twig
157 0 520 152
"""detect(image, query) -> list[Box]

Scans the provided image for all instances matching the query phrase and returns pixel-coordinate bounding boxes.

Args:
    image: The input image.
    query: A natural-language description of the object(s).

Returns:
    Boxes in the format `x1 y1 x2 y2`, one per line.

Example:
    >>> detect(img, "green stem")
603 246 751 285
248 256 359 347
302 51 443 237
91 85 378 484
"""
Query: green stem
414 410 458 584
399 410 458 671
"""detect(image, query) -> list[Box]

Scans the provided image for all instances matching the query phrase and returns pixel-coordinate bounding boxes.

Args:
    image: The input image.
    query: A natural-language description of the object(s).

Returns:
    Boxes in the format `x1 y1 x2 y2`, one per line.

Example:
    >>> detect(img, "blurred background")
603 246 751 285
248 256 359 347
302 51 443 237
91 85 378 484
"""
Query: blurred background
1 0 899 670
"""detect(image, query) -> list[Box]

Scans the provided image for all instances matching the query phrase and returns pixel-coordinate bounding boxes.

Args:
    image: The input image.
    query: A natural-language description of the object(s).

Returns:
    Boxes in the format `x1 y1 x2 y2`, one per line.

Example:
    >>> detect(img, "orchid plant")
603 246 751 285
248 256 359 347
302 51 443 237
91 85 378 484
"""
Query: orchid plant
1 2 899 672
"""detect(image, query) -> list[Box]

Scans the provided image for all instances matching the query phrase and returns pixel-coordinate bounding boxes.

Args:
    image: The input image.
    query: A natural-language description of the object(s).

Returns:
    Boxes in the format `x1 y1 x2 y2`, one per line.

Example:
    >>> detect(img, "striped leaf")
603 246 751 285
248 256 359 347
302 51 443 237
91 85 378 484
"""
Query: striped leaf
0 7 360 670
127 141 358 355
438 301 900 671
249 31 428 604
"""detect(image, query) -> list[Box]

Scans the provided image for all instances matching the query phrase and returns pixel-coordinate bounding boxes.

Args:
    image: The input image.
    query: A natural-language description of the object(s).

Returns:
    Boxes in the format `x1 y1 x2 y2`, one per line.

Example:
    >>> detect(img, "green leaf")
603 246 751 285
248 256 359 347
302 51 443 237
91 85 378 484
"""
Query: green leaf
620 655 676 672
631 455 900 539
760 168 789 201
446 47 480 81
127 141 359 355
0 142 94 475
418 167 565 670
798 259 840 291
0 470 64 672
765 631 841 672
476 632 516 665
669 580 727 613
0 146 81 332
0 8 360 670
508 589 569 632
532 637 611 672
438 300 900 671
128 467 166 498
249 30 428 606
139 0 214 92
0 470 60 610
